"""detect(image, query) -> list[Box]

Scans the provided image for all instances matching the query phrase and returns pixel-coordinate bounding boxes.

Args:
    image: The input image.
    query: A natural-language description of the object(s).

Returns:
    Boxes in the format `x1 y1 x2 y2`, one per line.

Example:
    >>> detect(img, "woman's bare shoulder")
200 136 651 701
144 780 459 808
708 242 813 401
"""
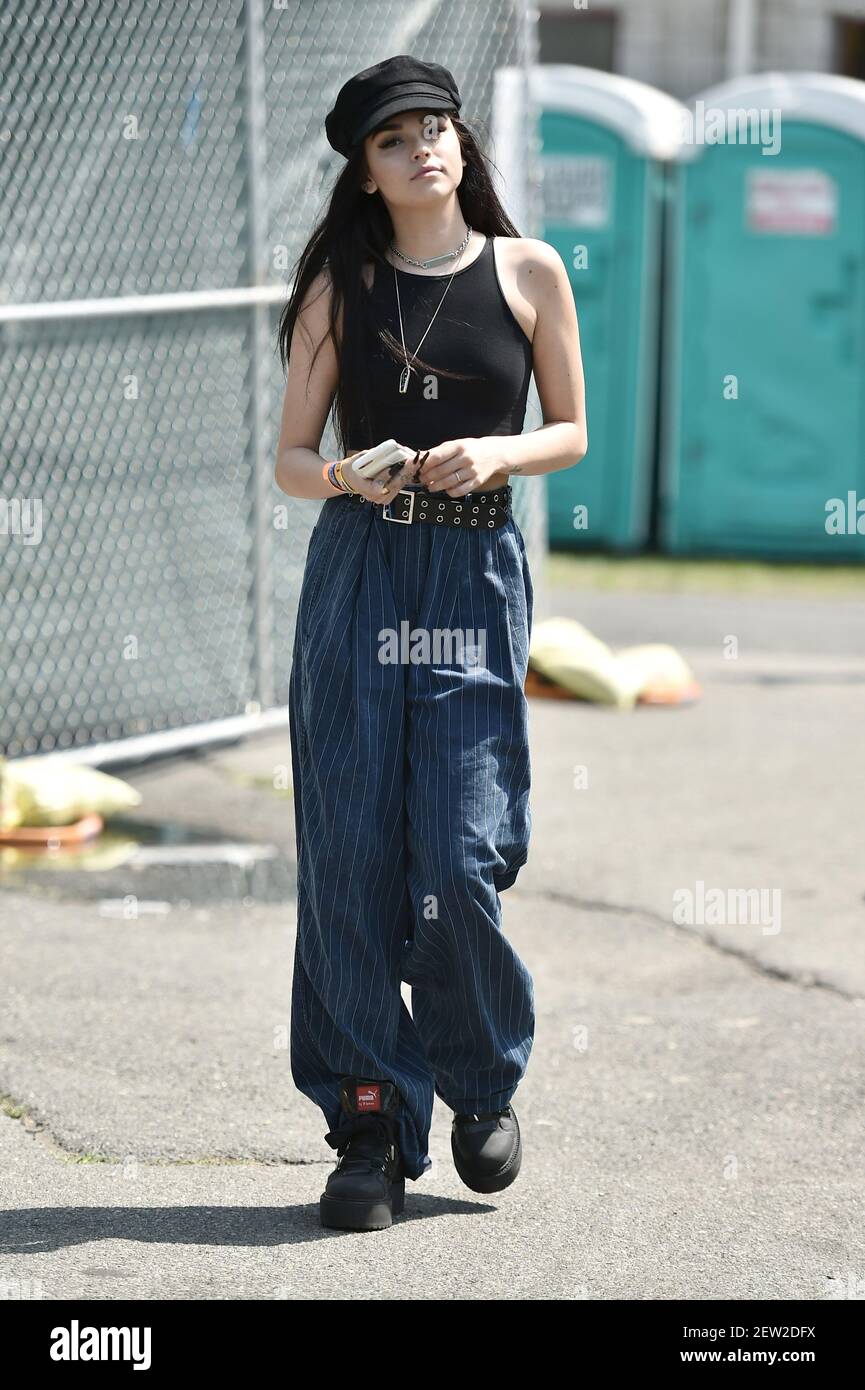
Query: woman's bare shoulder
498 235 564 277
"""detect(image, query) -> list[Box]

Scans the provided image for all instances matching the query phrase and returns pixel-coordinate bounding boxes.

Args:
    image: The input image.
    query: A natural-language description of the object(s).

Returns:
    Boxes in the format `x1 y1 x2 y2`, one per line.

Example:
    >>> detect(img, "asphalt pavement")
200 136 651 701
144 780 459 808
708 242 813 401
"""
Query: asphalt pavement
1 583 863 1300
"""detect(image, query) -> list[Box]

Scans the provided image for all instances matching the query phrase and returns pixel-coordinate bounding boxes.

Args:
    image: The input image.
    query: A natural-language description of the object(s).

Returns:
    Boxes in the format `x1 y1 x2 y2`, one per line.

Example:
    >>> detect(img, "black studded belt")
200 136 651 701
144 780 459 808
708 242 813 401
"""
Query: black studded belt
348 485 513 530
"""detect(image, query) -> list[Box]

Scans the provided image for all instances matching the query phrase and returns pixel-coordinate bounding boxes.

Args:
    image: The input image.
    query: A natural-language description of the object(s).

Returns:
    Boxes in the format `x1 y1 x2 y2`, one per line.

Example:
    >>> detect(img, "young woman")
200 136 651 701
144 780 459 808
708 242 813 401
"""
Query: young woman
275 55 586 1231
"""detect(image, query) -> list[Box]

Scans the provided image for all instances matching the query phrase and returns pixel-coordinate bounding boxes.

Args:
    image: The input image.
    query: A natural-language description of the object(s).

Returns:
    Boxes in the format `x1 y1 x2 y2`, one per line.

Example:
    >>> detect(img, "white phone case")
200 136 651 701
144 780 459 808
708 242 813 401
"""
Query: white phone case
351 439 413 480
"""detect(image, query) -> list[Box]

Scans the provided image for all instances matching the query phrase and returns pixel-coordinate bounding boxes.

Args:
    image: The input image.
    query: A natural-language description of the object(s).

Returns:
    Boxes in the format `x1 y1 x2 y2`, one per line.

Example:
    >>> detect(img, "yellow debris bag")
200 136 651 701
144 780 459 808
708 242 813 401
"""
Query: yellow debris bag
528 618 698 709
0 755 142 830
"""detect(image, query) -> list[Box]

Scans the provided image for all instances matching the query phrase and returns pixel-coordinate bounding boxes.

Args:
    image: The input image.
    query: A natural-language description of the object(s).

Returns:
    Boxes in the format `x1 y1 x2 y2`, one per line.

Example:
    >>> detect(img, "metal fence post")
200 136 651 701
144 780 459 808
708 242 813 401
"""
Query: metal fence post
244 0 274 710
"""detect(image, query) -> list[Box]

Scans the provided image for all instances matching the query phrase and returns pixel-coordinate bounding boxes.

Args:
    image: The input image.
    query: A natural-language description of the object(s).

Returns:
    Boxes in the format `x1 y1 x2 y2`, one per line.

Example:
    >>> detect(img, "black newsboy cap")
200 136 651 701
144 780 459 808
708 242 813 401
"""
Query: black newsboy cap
325 54 462 159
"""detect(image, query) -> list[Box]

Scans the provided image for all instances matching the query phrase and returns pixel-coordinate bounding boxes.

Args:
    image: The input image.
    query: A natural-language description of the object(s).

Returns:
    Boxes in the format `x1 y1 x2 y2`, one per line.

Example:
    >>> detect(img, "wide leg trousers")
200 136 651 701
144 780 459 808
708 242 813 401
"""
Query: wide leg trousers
287 489 535 1180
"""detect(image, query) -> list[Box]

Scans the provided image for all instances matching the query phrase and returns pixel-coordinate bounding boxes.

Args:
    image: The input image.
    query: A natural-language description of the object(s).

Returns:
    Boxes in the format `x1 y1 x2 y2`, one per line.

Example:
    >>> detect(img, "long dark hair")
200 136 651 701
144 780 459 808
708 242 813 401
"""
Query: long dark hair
276 111 523 456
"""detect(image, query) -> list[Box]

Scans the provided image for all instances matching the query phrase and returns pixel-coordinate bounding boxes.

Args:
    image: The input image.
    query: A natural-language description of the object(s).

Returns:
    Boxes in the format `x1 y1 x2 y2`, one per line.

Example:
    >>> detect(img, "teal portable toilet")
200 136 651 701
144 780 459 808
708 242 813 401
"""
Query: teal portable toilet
529 66 685 549
661 73 865 560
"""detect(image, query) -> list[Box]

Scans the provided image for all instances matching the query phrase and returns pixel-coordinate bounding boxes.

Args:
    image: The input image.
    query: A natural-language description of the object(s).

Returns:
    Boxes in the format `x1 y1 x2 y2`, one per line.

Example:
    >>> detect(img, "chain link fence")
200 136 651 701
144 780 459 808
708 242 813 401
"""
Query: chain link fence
0 0 545 761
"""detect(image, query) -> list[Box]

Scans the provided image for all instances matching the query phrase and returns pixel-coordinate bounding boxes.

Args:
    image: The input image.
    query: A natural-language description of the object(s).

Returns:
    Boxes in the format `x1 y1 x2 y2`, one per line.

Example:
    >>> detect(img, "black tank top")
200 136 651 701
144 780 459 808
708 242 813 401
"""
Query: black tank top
346 234 533 453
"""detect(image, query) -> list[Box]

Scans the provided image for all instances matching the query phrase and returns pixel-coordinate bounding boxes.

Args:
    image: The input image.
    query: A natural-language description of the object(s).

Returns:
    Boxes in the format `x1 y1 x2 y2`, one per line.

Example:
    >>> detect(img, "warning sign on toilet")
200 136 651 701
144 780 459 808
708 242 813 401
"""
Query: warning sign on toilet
746 168 837 235
542 154 612 228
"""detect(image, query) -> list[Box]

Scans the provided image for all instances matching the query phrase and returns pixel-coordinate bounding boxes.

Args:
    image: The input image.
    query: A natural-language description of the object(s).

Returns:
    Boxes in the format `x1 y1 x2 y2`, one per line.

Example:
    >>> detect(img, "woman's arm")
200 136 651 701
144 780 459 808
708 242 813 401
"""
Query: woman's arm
494 420 586 478
274 270 345 500
500 237 588 476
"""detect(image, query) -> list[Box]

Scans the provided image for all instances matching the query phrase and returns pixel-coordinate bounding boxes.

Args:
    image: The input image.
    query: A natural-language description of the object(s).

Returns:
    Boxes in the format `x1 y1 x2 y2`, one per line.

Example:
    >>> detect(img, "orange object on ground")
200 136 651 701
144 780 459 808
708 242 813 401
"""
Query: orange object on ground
524 667 579 701
0 813 104 846
637 680 703 705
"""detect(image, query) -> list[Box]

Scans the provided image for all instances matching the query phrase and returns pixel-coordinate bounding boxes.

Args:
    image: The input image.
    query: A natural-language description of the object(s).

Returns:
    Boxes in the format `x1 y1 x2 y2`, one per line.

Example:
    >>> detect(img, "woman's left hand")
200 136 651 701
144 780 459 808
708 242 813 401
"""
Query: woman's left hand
416 437 505 497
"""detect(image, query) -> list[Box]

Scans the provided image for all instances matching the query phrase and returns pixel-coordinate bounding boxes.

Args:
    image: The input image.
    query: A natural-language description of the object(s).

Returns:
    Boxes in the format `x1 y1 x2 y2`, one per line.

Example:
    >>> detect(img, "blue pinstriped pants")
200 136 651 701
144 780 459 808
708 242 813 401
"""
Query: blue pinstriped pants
287 489 535 1181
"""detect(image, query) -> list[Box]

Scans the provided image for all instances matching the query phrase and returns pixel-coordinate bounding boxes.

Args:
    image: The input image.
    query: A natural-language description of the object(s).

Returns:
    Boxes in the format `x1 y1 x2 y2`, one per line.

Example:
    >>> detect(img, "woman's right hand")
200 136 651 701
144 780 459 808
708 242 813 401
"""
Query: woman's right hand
339 447 422 505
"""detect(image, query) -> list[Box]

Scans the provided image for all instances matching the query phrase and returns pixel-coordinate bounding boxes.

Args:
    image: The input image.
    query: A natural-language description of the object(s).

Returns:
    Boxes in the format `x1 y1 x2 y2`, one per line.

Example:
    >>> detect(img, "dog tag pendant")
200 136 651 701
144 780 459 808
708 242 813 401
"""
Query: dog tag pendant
398 366 412 394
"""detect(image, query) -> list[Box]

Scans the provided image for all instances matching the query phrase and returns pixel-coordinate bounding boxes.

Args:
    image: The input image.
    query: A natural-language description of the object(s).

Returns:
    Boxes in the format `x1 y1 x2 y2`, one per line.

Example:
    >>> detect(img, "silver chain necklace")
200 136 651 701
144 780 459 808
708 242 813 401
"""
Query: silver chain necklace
391 227 473 394
389 224 473 270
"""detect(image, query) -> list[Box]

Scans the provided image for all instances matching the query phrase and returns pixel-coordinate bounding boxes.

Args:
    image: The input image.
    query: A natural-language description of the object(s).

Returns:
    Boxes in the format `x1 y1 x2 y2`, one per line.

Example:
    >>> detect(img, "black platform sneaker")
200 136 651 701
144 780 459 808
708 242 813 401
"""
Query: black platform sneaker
320 1077 406 1230
451 1105 522 1193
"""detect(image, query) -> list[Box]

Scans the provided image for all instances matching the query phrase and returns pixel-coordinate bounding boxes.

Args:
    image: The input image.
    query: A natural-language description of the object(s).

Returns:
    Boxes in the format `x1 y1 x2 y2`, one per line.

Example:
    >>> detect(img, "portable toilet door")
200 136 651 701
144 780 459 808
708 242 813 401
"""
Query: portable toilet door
528 66 685 550
661 73 865 559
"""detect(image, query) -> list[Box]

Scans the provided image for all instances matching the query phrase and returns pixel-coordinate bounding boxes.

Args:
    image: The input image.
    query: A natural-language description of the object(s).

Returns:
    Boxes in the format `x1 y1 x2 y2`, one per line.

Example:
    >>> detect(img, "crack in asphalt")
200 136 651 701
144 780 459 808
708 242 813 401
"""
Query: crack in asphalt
511 887 863 1003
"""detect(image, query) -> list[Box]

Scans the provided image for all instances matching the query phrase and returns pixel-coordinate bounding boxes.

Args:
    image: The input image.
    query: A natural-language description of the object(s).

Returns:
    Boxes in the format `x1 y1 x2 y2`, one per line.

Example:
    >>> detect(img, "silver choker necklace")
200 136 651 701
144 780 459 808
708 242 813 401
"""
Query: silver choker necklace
388 225 473 270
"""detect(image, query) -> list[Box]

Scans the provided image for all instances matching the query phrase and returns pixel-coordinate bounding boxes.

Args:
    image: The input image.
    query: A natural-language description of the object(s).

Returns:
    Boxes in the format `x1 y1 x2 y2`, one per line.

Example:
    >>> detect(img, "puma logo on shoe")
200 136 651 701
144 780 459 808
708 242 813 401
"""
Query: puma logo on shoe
356 1084 382 1111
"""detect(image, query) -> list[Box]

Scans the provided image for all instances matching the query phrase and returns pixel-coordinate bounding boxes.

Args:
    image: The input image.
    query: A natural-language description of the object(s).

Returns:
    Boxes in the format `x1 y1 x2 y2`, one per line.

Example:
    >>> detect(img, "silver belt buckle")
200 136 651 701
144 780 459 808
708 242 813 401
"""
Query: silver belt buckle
382 489 415 524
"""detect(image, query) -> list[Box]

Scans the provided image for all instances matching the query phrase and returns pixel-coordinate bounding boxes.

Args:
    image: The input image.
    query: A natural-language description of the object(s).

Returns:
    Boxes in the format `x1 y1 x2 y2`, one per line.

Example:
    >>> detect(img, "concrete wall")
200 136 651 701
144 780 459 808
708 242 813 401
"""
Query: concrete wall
537 0 865 98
